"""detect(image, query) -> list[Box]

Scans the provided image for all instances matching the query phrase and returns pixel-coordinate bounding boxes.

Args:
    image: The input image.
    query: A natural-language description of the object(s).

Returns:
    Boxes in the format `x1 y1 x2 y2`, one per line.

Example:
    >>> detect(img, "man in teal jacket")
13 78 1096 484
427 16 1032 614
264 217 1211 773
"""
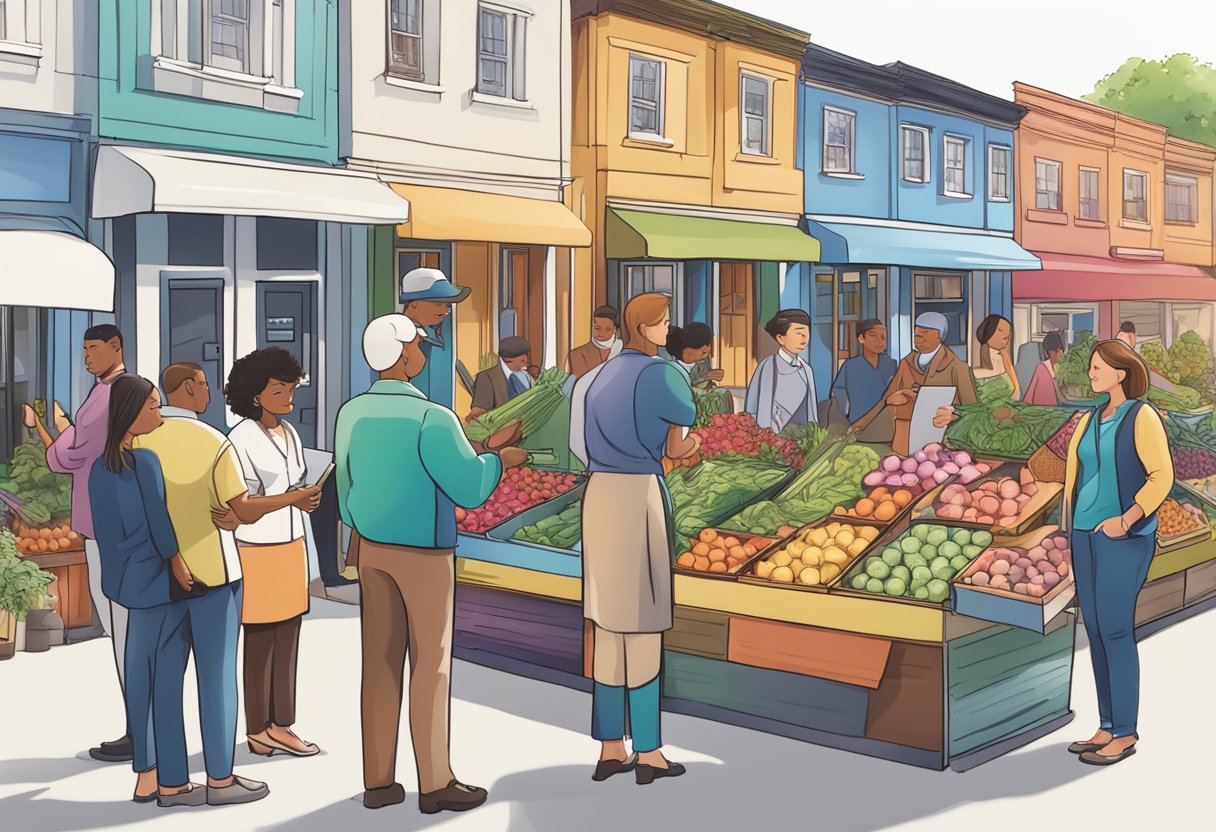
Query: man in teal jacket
335 314 525 815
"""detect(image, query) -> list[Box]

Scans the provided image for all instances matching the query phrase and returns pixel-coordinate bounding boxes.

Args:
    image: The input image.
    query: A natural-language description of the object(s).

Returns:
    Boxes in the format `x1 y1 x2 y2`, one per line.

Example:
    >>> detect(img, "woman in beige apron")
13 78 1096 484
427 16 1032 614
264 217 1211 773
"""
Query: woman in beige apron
570 293 700 786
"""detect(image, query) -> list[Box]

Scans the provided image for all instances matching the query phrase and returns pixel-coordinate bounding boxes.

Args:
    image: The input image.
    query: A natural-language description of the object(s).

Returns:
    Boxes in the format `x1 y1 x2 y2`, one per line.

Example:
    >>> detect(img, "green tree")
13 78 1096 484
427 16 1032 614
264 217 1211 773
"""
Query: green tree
1084 54 1216 148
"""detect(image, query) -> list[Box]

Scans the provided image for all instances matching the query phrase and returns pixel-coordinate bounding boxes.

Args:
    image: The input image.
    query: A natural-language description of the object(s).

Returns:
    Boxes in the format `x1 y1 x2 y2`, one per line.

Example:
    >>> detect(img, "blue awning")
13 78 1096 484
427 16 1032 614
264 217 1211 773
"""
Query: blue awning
805 219 1042 271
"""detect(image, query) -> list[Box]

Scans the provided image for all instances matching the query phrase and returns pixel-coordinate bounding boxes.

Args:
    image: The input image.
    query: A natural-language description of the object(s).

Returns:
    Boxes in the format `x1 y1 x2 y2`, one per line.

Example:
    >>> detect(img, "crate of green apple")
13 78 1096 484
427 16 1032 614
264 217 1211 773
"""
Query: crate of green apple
862 443 992 498
951 527 1075 633
455 467 582 534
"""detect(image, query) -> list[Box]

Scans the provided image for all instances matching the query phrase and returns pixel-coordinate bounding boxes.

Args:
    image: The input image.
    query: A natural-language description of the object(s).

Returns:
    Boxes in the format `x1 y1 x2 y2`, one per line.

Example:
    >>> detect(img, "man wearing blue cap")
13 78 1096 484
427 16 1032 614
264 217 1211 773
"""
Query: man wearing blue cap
851 311 976 455
399 268 471 405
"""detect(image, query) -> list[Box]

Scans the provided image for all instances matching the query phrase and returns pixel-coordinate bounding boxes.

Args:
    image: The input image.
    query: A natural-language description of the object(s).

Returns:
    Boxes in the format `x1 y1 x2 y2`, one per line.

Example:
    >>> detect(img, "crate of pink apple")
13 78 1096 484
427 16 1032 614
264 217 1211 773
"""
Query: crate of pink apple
692 413 804 469
455 467 582 535
861 444 991 499
914 464 1063 536
951 527 1075 633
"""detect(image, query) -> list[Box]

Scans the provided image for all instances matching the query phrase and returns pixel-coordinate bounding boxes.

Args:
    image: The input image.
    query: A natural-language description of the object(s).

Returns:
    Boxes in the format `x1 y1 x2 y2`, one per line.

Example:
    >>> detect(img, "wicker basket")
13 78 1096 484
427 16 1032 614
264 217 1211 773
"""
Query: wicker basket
1027 445 1067 483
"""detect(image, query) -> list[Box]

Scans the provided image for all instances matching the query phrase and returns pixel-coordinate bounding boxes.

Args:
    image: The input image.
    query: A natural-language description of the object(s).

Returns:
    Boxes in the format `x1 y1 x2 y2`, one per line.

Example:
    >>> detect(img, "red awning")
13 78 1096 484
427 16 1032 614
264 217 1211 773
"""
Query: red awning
1013 252 1216 302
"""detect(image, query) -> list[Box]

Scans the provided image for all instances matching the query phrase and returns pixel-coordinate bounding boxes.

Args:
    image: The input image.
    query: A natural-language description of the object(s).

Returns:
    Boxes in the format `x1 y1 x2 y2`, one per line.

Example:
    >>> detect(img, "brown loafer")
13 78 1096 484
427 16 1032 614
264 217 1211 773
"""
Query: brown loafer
419 780 487 815
363 783 406 810
1080 745 1137 766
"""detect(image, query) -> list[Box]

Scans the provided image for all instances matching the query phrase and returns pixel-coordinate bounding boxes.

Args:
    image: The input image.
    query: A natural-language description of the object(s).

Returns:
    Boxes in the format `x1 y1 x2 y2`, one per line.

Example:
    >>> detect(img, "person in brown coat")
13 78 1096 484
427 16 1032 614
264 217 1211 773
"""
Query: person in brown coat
851 311 977 456
567 306 622 379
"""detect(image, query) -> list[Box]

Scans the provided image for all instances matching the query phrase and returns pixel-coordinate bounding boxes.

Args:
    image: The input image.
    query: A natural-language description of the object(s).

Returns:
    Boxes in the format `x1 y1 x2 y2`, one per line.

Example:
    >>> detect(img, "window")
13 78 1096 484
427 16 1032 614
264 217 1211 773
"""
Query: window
1172 305 1214 348
1166 173 1198 224
620 263 679 318
1079 167 1101 220
740 73 771 156
1123 170 1148 222
629 54 664 137
209 0 251 73
388 0 423 80
256 218 318 271
901 126 930 183
914 272 969 354
168 214 226 266
0 2 6 41
823 107 855 174
476 4 525 101
1035 158 1061 211
988 145 1010 201
943 135 968 196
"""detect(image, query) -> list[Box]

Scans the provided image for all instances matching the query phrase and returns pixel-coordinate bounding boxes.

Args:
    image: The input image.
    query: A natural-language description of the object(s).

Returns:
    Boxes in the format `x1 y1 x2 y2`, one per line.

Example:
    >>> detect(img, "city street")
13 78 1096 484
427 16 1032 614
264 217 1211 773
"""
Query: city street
1 597 1212 832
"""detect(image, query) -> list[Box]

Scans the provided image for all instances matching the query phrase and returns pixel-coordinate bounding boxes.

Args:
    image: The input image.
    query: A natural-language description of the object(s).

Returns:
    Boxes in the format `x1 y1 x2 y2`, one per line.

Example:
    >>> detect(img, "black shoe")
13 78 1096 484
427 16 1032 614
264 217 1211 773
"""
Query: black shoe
635 761 686 785
1067 740 1107 754
364 783 406 810
90 735 133 763
592 754 637 782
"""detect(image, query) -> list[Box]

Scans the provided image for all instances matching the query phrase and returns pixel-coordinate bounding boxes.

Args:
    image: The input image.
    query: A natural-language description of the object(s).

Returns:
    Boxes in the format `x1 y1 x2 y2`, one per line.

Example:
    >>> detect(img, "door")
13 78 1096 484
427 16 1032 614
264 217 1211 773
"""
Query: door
165 279 227 431
718 262 755 388
257 282 318 447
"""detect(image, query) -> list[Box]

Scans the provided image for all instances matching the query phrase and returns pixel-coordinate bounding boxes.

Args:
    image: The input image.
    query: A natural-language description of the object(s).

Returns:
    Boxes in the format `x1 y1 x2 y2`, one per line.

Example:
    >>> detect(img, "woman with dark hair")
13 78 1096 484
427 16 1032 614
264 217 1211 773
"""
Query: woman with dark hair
88 375 205 807
224 348 322 758
744 310 818 432
1022 331 1066 406
666 323 725 390
1062 340 1172 766
974 314 1020 399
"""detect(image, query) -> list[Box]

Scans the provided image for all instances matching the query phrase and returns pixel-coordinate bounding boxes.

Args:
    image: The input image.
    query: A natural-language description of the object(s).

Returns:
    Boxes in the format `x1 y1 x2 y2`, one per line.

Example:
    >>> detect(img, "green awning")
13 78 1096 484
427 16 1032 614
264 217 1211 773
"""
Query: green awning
607 208 821 262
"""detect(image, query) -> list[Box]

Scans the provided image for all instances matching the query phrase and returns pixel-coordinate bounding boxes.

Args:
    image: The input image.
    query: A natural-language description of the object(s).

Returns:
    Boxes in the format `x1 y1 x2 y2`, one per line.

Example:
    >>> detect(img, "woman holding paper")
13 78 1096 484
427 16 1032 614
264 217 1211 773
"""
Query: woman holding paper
224 348 322 759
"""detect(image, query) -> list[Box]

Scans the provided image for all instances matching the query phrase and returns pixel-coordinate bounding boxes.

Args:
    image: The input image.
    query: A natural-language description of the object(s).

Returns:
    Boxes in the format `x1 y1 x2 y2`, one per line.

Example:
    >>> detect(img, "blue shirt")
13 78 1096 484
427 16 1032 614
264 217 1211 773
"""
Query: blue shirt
87 449 180 610
583 350 696 476
1074 399 1136 531
831 353 898 423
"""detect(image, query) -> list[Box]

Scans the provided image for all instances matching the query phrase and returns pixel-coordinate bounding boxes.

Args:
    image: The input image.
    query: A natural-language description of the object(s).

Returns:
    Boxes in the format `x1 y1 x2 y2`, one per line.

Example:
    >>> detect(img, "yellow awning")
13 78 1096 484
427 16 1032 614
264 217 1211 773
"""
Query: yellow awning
390 184 591 247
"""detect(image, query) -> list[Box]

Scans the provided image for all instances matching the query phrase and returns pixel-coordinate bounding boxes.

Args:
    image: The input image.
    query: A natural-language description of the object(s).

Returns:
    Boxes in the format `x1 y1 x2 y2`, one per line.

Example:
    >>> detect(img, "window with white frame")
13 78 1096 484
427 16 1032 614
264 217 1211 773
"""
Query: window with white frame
621 263 681 318
1079 167 1101 220
1165 173 1198 224
0 1 7 41
476 4 526 101
629 54 664 137
988 145 1010 201
1035 158 1061 210
388 0 423 80
1123 169 1148 222
209 0 251 73
823 107 855 174
943 135 968 196
740 72 771 156
901 125 930 183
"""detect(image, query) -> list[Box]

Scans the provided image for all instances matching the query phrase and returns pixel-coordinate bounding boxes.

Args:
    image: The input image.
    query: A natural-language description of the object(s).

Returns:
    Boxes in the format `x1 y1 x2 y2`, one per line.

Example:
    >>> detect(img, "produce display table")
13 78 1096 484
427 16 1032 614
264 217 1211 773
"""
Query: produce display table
20 548 93 631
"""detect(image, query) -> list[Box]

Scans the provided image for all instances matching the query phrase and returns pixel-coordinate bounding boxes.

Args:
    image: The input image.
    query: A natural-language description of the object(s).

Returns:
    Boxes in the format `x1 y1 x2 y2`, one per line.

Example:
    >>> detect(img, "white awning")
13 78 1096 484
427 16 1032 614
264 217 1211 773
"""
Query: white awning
92 145 410 224
0 217 115 312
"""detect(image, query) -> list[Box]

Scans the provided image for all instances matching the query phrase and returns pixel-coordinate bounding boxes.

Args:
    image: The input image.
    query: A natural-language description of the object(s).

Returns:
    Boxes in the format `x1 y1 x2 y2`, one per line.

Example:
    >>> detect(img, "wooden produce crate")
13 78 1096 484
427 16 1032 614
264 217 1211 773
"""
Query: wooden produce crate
12 521 85 555
664 606 731 659
831 522 983 610
1156 523 1210 555
737 518 887 593
911 463 1063 538
674 530 779 581
951 525 1075 633
1135 572 1186 627
1185 557 1216 606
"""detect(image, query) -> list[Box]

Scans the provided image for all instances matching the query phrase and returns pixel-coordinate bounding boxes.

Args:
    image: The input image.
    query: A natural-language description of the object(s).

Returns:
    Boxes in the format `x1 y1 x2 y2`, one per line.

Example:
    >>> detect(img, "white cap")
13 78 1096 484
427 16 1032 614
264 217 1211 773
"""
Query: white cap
362 314 419 372
399 267 470 303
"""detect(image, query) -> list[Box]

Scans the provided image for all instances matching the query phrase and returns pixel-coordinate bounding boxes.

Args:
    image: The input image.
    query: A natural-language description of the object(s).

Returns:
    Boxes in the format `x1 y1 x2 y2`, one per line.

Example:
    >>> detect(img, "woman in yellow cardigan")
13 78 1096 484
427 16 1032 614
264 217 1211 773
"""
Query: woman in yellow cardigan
1062 339 1172 766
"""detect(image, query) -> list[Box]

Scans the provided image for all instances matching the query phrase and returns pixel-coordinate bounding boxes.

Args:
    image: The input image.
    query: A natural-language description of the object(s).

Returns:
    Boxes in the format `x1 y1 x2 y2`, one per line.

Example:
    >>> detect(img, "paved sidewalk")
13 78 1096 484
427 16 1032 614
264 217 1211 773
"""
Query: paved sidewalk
0 597 1212 832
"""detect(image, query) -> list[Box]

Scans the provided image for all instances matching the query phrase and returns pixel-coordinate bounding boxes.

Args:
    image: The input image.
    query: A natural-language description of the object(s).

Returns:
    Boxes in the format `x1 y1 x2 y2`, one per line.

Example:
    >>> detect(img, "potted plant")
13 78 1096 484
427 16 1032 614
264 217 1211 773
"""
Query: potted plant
0 528 52 659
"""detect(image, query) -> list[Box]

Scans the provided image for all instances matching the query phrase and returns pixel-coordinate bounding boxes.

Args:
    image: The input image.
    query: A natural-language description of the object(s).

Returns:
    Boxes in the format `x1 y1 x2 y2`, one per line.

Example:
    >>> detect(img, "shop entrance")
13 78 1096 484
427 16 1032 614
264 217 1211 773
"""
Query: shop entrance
256 282 318 447
718 262 755 388
0 307 45 463
163 278 227 432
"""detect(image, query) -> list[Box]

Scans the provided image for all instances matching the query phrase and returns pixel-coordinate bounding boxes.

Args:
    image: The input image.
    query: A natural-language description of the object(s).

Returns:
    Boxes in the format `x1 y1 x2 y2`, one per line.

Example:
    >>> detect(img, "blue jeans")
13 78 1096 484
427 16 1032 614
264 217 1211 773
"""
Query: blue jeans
124 601 190 781
156 581 244 784
1071 530 1154 738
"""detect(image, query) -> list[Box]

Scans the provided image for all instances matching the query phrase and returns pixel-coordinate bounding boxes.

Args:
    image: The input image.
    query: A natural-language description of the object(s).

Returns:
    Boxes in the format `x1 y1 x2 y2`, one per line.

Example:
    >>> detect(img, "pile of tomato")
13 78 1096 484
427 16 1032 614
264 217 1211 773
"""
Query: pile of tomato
692 414 802 468
455 467 580 534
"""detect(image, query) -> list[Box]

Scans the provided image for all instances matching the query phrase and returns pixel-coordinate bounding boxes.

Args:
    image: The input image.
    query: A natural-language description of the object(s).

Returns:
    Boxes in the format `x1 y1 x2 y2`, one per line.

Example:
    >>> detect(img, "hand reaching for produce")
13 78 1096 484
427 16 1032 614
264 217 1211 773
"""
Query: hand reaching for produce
171 554 195 592
496 446 530 469
21 403 37 430
466 407 488 424
706 369 726 382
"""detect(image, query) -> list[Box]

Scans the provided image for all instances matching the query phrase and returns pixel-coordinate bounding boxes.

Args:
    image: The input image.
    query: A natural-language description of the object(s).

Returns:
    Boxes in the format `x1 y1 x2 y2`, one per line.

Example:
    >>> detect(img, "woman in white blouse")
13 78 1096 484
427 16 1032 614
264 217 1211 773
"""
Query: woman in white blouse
225 348 322 759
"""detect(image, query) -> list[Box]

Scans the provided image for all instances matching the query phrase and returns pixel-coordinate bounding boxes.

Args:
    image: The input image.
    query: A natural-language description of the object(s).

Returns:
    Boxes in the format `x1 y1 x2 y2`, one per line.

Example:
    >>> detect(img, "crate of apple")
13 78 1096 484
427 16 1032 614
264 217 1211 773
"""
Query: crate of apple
455 467 580 534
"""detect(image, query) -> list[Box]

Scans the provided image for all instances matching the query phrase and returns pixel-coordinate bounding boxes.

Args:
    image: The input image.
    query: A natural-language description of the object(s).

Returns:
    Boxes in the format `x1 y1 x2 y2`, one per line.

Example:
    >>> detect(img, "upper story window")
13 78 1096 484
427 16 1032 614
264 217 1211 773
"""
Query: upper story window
388 0 423 81
1079 167 1101 220
629 54 665 138
1123 169 1148 222
1165 173 1198 224
1035 158 1061 211
0 1 7 41
475 4 527 102
943 135 968 197
823 106 855 174
901 126 930 183
209 0 250 73
987 145 1010 201
740 72 771 156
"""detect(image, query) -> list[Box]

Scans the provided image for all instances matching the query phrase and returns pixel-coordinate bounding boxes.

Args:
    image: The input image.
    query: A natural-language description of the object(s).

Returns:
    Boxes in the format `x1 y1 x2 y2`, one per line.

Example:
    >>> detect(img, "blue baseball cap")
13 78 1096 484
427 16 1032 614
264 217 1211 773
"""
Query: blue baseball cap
399 267 471 303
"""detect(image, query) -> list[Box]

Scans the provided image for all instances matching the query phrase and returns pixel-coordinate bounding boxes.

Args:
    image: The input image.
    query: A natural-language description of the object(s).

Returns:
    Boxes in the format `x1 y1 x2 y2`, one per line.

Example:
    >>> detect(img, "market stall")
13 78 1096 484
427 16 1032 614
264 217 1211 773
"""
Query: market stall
449 387 1216 771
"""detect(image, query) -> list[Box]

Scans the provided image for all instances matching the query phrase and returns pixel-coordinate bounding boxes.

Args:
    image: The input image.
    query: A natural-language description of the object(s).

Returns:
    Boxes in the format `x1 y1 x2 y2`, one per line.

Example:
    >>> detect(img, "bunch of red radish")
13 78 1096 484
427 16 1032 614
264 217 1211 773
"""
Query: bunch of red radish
692 414 802 468
455 467 579 534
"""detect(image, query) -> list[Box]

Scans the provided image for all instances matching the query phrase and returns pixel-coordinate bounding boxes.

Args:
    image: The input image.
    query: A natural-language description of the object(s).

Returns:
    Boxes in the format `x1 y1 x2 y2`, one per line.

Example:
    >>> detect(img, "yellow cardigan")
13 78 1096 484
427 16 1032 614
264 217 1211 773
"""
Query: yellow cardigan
1062 404 1174 532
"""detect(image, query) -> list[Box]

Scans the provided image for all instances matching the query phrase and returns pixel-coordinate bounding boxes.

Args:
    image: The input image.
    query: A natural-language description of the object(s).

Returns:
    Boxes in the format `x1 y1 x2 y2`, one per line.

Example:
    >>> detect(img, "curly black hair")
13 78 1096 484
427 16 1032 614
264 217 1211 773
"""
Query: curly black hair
224 347 304 420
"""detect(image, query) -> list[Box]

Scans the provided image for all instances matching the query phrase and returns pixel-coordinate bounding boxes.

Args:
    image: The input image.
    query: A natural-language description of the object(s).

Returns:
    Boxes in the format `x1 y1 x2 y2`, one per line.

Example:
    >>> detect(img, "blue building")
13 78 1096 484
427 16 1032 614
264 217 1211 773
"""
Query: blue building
792 44 1040 403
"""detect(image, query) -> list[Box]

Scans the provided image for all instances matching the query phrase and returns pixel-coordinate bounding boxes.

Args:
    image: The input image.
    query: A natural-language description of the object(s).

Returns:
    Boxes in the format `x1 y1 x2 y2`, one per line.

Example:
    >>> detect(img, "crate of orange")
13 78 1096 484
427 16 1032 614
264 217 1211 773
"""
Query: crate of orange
833 485 921 527
674 528 780 580
13 521 83 555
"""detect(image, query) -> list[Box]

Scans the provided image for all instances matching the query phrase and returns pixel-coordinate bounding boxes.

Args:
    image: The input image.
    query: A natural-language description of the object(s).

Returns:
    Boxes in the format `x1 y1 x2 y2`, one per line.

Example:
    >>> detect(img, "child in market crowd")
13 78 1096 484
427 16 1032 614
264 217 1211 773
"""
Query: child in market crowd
666 322 726 390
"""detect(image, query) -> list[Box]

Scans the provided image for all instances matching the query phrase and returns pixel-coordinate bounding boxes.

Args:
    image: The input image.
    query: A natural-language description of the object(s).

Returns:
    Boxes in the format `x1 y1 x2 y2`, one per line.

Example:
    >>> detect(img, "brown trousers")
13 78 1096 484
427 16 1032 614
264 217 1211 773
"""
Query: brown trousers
243 615 302 734
358 535 456 793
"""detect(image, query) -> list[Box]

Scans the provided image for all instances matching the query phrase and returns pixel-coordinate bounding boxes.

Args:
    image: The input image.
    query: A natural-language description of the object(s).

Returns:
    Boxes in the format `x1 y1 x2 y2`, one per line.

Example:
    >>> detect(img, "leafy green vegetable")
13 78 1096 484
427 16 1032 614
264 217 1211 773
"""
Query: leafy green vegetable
976 374 1014 407
945 400 1076 459
666 457 791 541
1056 331 1097 388
778 422 830 465
693 388 732 429
465 368 570 443
513 503 582 549
1148 385 1202 412
1168 331 1213 388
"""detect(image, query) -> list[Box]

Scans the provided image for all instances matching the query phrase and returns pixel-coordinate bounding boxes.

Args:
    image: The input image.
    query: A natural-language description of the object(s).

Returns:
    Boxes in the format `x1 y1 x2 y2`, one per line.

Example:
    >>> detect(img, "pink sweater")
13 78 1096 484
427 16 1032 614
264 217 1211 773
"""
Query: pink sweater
1022 361 1060 407
46 378 116 539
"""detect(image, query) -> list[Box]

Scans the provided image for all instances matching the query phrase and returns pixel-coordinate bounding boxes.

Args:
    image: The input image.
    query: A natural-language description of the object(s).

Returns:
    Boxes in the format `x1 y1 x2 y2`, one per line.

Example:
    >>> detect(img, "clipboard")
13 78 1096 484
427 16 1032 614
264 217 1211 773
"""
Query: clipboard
907 385 956 455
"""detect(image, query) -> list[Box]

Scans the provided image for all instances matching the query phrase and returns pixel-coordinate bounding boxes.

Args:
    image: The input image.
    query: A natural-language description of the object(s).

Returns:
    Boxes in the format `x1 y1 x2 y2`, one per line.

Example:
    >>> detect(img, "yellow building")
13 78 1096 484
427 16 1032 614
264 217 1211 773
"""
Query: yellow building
571 0 818 387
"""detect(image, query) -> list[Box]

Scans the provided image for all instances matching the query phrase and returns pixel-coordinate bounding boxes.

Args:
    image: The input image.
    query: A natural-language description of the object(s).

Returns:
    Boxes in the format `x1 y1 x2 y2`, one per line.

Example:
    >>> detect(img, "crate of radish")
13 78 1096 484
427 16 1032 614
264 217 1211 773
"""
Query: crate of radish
862 444 990 499
951 527 1075 633
454 467 582 535
914 464 1064 536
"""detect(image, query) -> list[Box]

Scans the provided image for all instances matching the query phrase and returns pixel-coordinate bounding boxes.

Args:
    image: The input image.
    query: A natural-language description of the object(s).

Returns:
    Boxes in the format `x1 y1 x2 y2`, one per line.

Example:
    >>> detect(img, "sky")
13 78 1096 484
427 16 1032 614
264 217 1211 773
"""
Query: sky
726 0 1214 101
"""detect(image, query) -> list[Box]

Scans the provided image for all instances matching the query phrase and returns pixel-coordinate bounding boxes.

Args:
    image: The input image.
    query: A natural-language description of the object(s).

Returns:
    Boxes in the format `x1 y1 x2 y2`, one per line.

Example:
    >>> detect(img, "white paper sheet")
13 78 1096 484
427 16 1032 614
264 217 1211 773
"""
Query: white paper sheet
302 447 335 488
907 385 957 455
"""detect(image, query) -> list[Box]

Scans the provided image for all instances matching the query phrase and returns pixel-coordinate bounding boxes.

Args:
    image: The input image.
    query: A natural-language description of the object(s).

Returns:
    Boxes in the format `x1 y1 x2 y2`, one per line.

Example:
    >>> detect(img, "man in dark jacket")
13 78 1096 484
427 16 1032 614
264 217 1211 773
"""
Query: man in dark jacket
468 336 531 421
